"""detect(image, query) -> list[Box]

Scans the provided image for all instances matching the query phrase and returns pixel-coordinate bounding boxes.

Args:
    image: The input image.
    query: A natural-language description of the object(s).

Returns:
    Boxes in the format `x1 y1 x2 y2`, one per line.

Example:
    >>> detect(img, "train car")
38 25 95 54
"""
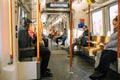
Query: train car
0 0 120 80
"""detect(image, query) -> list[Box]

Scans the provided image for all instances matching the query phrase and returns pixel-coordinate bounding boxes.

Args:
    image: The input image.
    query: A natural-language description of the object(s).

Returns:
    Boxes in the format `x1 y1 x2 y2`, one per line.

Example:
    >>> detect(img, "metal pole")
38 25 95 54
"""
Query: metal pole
88 5 90 49
52 0 54 3
69 0 73 72
118 0 120 73
51 23 52 48
9 0 13 60
118 0 120 58
37 0 41 61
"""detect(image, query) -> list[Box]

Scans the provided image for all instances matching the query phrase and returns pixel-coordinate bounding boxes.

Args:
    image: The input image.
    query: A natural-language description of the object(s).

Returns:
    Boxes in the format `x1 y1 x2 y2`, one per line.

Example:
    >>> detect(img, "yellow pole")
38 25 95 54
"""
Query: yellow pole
9 0 13 59
37 0 41 61
87 0 94 4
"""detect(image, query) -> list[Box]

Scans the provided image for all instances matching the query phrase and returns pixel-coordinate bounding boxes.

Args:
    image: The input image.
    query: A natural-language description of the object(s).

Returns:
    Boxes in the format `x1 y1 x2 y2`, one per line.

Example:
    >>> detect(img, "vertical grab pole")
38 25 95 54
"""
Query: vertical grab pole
37 0 41 61
88 5 90 49
69 0 73 72
52 0 54 3
87 0 94 50
51 23 52 48
118 0 120 73
118 0 120 58
9 0 13 61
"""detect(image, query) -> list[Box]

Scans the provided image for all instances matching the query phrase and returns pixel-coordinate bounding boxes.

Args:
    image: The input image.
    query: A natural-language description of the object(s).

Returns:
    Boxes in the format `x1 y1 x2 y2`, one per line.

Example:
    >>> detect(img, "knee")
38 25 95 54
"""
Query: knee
46 50 51 55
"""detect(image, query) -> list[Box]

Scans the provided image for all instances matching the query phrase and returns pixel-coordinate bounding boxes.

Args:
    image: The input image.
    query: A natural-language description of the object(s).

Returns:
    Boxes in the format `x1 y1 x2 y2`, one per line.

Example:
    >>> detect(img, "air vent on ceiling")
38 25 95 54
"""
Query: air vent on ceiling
95 0 109 4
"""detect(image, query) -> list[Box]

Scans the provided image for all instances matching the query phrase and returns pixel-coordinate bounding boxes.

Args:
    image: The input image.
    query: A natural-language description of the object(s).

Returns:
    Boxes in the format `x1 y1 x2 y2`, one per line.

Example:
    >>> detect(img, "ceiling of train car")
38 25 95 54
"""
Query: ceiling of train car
21 0 112 26
42 0 70 26
20 0 69 26
42 0 110 26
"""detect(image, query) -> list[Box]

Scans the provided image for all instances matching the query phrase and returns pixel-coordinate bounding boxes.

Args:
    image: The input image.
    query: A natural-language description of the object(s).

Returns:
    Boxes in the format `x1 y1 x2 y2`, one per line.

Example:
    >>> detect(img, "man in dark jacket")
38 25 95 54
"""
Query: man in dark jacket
72 25 92 54
80 25 92 46
18 17 52 77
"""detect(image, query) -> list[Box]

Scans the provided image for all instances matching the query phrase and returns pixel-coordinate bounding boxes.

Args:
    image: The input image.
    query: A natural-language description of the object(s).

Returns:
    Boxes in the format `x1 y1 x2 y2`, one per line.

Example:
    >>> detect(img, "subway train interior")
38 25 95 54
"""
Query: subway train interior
0 0 120 80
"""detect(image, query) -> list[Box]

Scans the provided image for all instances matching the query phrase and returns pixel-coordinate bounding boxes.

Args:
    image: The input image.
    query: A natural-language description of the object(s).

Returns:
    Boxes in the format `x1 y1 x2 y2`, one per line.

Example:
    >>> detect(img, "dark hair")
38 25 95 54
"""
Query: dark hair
84 25 88 28
113 15 118 21
20 17 31 24
20 17 32 29
64 28 66 30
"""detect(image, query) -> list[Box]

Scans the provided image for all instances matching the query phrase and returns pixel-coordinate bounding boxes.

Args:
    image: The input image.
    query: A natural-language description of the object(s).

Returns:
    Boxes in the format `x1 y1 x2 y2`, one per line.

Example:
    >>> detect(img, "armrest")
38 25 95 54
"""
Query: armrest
19 46 36 58
19 47 35 51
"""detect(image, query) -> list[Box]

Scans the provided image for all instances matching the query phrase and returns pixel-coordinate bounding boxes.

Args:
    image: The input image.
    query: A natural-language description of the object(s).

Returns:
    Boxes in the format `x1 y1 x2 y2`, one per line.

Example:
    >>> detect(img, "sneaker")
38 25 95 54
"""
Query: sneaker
46 68 51 72
41 72 53 77
89 71 104 79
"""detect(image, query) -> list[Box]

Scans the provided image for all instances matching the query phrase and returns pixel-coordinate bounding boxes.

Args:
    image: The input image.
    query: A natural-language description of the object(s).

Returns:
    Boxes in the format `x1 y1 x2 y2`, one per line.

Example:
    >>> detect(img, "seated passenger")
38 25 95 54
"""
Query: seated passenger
18 17 52 77
55 28 68 46
89 16 118 79
72 25 92 54
49 29 56 39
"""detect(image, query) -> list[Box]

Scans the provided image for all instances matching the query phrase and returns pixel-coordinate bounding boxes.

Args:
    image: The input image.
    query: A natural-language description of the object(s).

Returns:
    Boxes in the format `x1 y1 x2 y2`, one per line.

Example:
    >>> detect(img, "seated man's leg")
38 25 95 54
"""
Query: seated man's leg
55 36 62 44
40 46 52 77
61 36 67 46
72 43 76 54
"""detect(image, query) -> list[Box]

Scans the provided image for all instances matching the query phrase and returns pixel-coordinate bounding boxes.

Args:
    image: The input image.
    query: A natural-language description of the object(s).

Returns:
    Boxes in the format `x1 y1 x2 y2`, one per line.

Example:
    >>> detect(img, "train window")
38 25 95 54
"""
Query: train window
22 9 25 17
22 8 27 17
92 10 103 36
75 29 84 38
109 4 118 34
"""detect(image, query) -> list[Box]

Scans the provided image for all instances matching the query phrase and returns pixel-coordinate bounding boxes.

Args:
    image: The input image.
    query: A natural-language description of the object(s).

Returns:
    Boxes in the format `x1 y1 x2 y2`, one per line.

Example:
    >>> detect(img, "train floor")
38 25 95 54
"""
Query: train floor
39 39 120 80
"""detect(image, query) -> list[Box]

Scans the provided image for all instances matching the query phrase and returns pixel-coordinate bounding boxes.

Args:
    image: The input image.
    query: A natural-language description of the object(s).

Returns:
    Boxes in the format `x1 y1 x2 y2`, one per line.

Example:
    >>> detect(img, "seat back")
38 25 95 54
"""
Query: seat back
18 30 36 60
18 30 31 48
42 37 49 47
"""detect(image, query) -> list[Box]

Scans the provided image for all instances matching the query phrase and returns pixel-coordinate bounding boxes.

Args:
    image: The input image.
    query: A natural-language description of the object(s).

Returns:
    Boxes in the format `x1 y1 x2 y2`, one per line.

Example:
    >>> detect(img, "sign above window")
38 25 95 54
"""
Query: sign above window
46 3 69 8
50 3 69 8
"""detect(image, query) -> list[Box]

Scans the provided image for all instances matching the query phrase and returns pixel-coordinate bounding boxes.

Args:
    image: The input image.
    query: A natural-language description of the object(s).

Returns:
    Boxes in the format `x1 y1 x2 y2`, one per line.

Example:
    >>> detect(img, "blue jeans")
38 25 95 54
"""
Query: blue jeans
61 36 67 46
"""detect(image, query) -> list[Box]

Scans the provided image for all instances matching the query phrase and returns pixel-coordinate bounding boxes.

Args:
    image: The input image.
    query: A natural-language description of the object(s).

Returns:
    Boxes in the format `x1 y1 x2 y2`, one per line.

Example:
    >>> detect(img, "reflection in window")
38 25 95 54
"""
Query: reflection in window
22 9 25 17
109 4 118 34
92 10 103 36
22 8 27 17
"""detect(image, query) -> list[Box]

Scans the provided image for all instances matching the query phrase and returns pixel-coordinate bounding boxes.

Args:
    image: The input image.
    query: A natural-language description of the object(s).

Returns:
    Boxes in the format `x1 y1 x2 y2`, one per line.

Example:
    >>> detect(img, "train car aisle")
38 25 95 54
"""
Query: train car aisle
39 38 120 80
40 39 94 80
48 51 94 80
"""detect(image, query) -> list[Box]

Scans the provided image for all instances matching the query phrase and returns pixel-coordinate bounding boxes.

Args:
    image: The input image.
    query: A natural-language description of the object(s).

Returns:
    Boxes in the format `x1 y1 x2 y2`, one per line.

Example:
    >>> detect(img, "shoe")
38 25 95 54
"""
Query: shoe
46 68 51 72
41 71 53 77
89 71 104 79
67 55 70 57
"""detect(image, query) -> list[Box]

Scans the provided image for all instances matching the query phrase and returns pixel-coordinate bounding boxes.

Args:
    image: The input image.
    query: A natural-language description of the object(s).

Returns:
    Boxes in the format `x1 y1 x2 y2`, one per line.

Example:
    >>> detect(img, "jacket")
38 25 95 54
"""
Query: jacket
105 27 118 52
